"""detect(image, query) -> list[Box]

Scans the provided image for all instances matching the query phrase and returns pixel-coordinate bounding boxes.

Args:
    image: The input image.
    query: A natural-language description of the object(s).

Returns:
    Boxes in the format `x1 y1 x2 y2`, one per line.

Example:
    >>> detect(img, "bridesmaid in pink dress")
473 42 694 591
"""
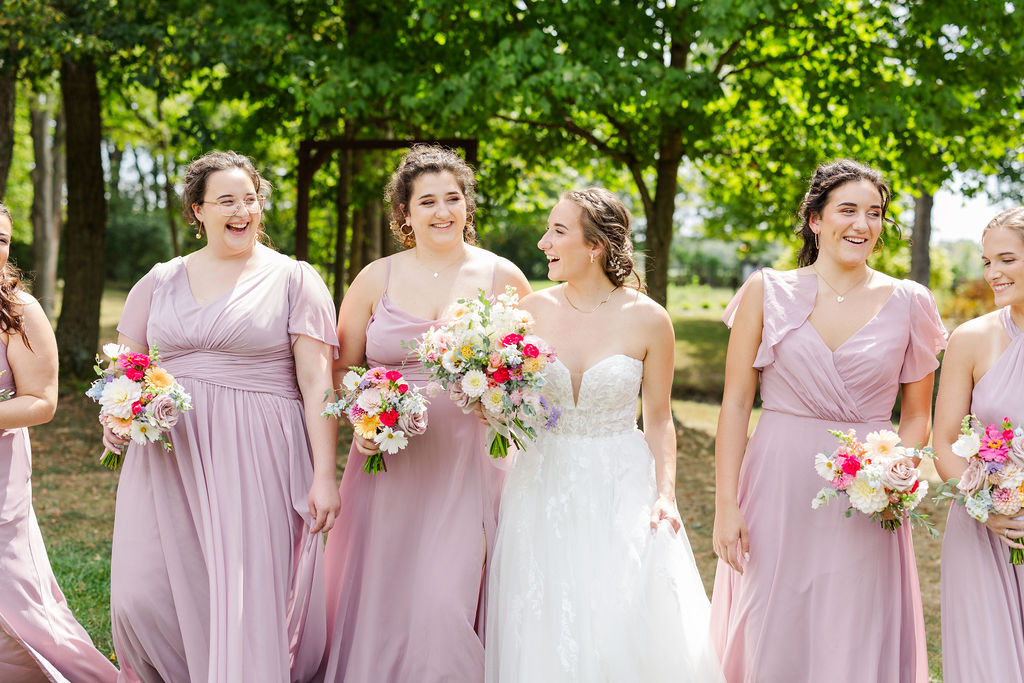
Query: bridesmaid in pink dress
935 207 1024 681
317 145 530 683
102 152 340 682
0 203 117 682
709 160 946 682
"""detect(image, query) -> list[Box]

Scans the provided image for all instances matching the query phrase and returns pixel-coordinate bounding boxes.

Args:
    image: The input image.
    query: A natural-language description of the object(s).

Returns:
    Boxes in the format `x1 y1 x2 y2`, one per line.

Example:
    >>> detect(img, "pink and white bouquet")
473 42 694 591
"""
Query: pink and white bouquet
322 366 429 474
87 343 193 469
811 428 933 533
413 286 560 458
940 414 1024 563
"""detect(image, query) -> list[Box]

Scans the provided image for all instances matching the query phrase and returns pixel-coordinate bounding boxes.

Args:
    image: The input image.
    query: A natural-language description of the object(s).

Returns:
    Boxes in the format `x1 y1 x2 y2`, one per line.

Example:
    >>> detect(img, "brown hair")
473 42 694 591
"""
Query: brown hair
983 206 1024 242
561 187 641 289
796 159 894 267
384 145 478 248
181 151 271 241
0 203 30 347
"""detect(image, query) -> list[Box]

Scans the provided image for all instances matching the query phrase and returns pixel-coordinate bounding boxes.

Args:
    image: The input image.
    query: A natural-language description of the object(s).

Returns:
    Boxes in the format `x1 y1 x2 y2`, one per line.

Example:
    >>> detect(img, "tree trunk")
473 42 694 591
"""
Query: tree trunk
56 58 107 378
348 206 367 285
0 70 16 199
642 129 685 306
107 140 123 206
333 148 351 302
910 190 933 287
29 95 60 319
156 101 181 256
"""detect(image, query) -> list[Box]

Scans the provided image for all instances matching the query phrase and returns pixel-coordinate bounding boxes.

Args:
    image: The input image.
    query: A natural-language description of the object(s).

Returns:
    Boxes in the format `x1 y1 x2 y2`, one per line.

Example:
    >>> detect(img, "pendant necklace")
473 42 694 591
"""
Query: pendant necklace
416 248 467 279
813 266 871 303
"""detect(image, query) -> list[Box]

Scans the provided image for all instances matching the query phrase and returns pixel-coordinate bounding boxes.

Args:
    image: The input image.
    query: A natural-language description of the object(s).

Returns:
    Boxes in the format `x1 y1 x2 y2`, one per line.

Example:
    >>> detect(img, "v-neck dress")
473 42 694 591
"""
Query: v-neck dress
110 247 339 683
941 307 1024 682
0 294 118 683
708 268 947 683
317 258 505 683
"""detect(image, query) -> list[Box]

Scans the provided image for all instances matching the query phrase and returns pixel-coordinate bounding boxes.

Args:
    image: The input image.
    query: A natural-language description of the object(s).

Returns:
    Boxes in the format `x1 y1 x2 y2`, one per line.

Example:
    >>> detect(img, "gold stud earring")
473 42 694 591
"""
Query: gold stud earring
589 253 595 264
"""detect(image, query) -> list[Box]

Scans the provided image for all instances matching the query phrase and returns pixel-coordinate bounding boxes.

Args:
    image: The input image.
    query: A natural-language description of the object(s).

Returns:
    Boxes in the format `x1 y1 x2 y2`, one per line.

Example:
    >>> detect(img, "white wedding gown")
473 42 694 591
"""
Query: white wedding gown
485 354 724 682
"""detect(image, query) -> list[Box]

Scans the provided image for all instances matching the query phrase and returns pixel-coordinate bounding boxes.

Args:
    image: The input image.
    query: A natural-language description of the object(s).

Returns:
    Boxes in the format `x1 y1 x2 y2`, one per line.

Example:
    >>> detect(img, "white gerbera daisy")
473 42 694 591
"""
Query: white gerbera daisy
952 432 981 459
814 453 836 481
130 419 162 444
864 430 902 459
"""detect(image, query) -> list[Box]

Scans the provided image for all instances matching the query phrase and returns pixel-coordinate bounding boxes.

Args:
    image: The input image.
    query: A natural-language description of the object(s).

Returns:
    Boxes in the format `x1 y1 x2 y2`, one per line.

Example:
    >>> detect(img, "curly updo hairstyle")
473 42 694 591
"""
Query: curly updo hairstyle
384 145 478 248
796 159 893 267
983 206 1024 242
181 151 271 241
562 187 641 289
0 203 30 346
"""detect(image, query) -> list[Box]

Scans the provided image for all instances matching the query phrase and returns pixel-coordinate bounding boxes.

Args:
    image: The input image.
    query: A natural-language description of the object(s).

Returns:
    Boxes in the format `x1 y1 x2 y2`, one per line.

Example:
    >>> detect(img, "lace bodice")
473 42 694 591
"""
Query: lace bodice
543 355 643 437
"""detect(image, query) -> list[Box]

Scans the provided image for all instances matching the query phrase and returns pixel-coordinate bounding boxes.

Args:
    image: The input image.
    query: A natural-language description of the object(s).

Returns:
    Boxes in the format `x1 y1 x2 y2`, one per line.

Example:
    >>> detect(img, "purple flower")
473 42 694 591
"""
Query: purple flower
544 406 562 429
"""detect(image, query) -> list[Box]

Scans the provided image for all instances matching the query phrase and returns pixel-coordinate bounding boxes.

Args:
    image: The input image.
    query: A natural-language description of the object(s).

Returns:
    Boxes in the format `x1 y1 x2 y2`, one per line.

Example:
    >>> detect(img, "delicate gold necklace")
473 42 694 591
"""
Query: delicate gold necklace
415 248 467 279
563 283 617 313
813 266 871 303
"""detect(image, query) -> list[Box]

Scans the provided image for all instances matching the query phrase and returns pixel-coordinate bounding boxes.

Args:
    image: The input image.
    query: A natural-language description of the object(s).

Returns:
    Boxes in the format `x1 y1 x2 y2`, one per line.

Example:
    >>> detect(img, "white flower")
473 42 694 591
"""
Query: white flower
461 370 488 398
952 432 982 459
847 475 889 514
400 390 428 414
441 350 463 374
356 387 383 414
814 453 837 481
812 487 839 509
481 386 507 416
130 419 163 444
103 342 132 360
99 375 143 419
341 370 362 392
374 427 408 454
965 489 993 523
864 430 902 459
905 480 928 511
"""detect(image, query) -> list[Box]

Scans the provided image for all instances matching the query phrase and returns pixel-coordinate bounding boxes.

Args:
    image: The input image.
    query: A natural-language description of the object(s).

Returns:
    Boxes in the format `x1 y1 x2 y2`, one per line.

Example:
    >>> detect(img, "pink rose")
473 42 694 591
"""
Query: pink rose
1009 434 1024 468
449 383 473 410
397 410 428 436
147 393 180 428
957 458 989 496
489 353 502 369
880 456 919 492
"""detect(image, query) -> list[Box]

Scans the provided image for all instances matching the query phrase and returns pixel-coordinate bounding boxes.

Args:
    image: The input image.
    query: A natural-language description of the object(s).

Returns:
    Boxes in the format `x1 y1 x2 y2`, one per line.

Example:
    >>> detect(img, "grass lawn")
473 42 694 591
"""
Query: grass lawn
27 282 946 680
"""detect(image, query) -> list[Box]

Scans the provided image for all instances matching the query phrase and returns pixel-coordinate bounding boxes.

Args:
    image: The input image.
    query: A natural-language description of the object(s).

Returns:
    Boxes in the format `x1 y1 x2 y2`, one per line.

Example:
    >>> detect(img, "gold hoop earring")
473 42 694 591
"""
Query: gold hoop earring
195 222 204 240
399 222 414 238
874 234 885 252
813 232 819 250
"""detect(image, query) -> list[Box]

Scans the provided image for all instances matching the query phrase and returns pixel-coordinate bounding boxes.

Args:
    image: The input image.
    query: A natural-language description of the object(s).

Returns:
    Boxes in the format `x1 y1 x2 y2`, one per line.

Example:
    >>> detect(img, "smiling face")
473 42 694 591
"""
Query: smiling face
0 212 10 271
192 168 262 255
809 179 884 267
983 226 1024 307
537 199 597 281
403 171 468 250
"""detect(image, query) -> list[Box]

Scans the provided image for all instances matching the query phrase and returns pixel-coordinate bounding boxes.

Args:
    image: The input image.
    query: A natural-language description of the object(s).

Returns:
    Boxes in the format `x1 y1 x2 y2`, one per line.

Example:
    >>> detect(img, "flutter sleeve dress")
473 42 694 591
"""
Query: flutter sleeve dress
109 248 338 683
317 258 505 683
708 268 946 683
940 306 1024 682
0 294 119 683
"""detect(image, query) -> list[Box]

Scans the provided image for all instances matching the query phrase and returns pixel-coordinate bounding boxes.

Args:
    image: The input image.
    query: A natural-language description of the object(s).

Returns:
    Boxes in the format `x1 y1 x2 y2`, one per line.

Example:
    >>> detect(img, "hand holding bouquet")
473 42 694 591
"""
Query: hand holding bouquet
811 428 933 534
939 414 1024 563
87 343 193 469
322 366 428 474
413 286 560 458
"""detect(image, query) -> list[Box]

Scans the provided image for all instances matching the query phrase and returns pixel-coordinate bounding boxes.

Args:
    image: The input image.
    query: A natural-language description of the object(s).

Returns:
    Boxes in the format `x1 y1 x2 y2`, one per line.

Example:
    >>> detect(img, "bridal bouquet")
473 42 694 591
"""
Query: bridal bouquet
87 343 193 469
413 286 560 458
811 428 933 533
0 370 12 401
322 366 429 474
939 414 1024 563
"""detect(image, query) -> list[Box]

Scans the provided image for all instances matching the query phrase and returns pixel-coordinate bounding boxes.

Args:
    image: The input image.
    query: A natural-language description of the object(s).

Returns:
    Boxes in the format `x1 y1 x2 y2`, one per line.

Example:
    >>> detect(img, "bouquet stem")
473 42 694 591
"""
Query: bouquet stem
100 449 123 470
880 518 903 533
1011 547 1024 565
362 453 387 475
489 434 509 459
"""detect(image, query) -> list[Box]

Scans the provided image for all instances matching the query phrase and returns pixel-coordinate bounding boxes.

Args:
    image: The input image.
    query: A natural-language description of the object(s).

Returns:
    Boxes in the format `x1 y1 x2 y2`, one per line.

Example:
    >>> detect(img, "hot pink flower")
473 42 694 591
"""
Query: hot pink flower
129 353 151 369
522 344 539 358
131 401 144 416
385 370 403 382
379 409 399 427
831 473 854 490
980 423 1010 462
501 333 524 347
840 454 861 476
125 369 145 381
398 383 409 394
492 367 511 384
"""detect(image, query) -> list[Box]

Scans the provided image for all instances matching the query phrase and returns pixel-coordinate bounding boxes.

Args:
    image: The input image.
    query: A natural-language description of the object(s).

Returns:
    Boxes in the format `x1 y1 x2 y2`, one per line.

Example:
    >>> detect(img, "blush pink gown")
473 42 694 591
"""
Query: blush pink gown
111 248 338 682
941 306 1024 681
317 258 505 683
0 294 118 683
709 268 946 683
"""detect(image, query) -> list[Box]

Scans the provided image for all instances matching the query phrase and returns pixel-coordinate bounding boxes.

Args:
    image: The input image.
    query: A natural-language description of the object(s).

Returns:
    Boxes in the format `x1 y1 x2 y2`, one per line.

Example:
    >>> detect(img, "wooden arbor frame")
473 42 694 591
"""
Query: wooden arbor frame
294 138 479 297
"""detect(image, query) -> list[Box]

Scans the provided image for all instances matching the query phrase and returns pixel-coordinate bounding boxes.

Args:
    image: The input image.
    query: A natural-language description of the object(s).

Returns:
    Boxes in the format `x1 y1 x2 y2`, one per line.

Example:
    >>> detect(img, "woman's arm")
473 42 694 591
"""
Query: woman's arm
712 273 764 574
932 327 975 482
0 300 59 429
640 304 682 533
896 374 935 458
294 334 341 534
493 257 532 300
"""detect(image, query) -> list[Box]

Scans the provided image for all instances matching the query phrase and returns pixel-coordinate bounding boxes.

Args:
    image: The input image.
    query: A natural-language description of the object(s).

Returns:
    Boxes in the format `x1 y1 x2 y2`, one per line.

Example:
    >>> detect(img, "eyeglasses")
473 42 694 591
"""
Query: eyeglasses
201 196 266 215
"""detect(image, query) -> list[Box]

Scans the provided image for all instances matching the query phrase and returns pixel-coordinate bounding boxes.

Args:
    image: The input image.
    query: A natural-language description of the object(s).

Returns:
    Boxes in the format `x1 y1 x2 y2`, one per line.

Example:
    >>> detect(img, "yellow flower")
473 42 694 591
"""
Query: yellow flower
459 344 474 359
522 357 544 374
353 413 382 440
144 366 175 390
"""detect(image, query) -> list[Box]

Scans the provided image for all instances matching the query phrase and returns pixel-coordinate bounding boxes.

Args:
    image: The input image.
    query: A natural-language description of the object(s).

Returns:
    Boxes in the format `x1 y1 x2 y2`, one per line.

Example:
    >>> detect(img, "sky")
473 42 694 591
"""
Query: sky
932 187 1017 244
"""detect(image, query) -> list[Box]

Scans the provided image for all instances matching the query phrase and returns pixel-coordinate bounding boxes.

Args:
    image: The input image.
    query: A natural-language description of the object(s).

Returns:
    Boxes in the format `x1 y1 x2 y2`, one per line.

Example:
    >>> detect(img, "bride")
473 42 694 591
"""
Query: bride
485 188 723 682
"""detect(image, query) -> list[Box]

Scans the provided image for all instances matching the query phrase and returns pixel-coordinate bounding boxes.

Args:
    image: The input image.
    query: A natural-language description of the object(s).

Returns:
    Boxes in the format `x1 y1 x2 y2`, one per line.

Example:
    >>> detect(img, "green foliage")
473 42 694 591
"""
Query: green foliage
104 202 173 284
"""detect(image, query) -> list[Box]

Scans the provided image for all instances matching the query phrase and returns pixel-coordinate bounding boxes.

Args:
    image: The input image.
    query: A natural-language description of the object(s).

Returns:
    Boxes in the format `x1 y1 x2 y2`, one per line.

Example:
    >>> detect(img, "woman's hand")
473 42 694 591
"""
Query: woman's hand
983 513 1024 550
713 503 750 574
102 424 129 455
650 494 683 533
308 475 341 534
352 433 379 456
